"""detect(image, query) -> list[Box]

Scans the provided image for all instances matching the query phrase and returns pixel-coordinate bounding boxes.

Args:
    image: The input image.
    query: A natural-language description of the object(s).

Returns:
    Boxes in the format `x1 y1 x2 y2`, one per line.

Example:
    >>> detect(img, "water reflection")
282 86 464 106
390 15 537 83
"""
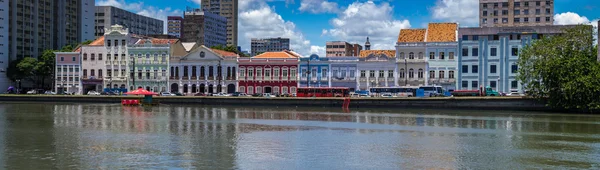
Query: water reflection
1 103 600 169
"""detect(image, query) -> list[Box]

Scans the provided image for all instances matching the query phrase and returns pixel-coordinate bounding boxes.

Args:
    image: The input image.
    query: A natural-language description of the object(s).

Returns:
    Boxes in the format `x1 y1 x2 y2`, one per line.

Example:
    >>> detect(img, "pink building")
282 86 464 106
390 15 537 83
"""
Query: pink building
54 52 82 94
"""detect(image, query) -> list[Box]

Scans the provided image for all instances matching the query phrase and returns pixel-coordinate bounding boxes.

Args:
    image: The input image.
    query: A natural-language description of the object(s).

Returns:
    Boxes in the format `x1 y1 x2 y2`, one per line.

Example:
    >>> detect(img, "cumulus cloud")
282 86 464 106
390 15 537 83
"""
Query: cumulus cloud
431 0 479 26
554 12 590 25
310 45 326 57
299 0 339 14
238 0 314 56
322 1 411 50
96 0 181 34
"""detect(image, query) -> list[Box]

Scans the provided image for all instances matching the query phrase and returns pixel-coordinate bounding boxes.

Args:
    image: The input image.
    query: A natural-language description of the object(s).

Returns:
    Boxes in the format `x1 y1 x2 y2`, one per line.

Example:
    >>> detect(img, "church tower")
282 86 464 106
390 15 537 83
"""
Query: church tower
365 37 371 50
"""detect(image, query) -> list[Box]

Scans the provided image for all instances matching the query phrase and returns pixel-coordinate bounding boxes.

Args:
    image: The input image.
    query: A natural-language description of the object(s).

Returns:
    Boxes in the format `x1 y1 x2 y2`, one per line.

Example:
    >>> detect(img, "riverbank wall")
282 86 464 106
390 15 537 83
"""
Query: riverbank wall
0 95 550 111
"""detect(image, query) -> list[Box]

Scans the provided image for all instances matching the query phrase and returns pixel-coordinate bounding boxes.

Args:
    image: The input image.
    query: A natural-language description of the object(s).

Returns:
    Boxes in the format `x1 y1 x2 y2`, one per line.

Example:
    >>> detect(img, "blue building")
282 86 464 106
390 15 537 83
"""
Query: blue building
299 54 330 87
457 25 576 93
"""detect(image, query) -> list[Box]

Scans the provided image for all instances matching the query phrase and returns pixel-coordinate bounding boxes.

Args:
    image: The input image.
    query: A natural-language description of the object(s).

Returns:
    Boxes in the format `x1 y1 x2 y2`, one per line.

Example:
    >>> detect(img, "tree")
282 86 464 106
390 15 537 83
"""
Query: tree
517 25 600 111
7 58 26 82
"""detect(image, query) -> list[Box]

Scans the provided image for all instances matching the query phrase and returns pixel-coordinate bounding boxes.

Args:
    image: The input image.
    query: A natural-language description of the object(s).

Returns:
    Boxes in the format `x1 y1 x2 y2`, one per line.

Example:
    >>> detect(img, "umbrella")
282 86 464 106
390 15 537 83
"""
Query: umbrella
7 86 14 91
125 88 158 95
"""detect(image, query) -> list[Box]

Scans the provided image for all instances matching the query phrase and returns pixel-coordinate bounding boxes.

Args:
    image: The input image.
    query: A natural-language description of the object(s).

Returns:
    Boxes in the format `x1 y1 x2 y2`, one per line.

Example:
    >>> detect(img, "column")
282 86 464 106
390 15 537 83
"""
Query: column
355 69 360 90
394 64 399 86
328 65 332 87
385 70 389 87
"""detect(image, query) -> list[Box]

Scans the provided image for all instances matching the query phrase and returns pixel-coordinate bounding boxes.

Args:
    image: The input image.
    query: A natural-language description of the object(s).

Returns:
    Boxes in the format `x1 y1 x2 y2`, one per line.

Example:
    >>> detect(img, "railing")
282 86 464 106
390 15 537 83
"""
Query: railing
199 76 205 80
191 76 197 80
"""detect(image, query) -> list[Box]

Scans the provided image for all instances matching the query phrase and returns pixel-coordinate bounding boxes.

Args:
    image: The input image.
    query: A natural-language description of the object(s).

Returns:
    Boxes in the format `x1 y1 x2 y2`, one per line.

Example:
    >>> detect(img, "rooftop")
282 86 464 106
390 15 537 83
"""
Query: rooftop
426 23 458 42
211 49 239 58
397 29 426 43
253 51 301 59
359 50 396 58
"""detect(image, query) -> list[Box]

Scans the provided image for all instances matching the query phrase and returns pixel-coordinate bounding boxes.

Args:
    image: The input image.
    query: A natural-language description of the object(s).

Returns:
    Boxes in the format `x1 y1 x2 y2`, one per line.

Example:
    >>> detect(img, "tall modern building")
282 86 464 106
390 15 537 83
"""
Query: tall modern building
0 0 9 91
201 0 239 47
479 0 554 27
250 38 290 57
6 0 95 60
167 16 184 38
182 8 227 48
94 6 164 38
326 41 362 57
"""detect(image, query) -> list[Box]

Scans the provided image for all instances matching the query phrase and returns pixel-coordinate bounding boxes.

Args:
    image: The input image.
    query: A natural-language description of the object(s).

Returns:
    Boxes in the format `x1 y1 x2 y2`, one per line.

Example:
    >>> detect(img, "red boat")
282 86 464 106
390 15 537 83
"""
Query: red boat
296 87 350 97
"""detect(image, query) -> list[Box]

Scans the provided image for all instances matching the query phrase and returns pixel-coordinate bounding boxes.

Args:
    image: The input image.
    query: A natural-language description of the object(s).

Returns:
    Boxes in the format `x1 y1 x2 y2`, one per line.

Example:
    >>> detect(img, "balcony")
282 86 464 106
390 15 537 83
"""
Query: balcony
199 76 205 80
170 76 179 80
182 76 189 80
227 77 235 80
191 76 197 80
264 77 271 80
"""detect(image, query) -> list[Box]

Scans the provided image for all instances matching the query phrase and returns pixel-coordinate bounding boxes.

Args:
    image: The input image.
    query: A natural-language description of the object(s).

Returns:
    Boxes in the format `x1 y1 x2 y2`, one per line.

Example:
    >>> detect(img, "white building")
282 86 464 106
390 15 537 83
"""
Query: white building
103 25 131 91
54 52 82 94
80 45 107 93
357 50 398 90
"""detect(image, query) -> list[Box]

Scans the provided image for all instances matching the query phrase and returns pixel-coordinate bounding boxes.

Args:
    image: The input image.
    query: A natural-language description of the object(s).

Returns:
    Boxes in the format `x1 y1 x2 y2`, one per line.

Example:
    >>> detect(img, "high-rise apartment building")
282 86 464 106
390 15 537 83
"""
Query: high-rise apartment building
250 38 290 57
326 41 363 57
479 0 554 27
94 6 164 38
167 16 184 38
0 0 9 91
182 8 227 48
201 0 238 47
6 0 95 61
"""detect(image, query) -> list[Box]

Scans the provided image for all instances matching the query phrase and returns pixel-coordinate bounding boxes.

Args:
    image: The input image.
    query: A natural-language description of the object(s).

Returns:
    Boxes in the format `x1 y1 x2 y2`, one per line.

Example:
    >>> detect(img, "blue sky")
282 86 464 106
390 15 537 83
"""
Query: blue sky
96 0 600 56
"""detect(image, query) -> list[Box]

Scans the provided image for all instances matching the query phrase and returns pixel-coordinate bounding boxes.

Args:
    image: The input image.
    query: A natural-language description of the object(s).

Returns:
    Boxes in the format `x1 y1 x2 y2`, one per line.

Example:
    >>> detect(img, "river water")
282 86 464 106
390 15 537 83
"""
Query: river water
0 102 599 169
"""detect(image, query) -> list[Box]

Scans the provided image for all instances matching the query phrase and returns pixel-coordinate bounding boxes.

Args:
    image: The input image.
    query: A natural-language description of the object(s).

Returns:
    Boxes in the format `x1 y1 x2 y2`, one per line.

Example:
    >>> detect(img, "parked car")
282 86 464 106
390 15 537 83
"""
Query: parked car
87 91 101 95
194 93 207 96
380 93 395 98
26 90 37 95
262 93 276 98
506 90 525 97
160 92 174 96
359 94 370 98
252 93 263 97
44 91 56 95
214 92 231 97
231 92 248 97
173 92 184 96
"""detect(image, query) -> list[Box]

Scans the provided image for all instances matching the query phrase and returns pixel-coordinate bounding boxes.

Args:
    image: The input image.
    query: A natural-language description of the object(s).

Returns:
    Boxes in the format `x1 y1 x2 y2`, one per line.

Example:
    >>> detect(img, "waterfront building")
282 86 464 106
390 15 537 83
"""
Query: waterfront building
182 8 228 48
103 25 134 92
79 39 108 93
128 38 177 92
6 0 95 61
326 41 362 57
167 16 184 38
425 23 459 90
169 45 239 94
238 51 299 95
396 29 428 86
94 6 164 38
251 38 290 57
328 57 359 91
201 0 239 46
298 54 330 88
357 50 397 90
479 0 554 27
457 25 577 92
54 52 82 94
0 0 9 91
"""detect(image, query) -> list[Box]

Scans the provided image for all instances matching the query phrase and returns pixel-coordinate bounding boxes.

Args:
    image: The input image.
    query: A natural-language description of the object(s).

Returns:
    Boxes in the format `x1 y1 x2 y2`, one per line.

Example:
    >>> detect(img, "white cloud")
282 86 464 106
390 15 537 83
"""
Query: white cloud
310 45 326 57
322 1 411 50
96 0 181 34
553 12 590 25
238 0 314 56
298 0 339 14
431 0 479 26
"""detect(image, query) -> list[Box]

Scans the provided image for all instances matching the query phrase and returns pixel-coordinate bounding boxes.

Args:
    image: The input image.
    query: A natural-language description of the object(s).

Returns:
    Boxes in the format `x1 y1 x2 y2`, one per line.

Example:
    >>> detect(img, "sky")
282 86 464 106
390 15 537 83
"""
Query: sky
95 0 600 57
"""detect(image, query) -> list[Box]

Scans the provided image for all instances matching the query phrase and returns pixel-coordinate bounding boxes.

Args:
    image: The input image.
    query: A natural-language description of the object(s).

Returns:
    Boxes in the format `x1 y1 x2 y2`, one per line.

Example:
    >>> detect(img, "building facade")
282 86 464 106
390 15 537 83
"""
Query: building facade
250 38 290 57
182 8 227 48
94 6 164 38
0 0 9 91
169 45 238 94
167 16 184 38
103 25 132 92
326 41 362 57
457 25 575 93
298 54 329 88
238 51 299 95
7 0 95 61
128 38 176 92
80 45 106 93
329 57 358 91
424 23 459 90
357 50 397 90
54 52 82 94
396 29 428 87
201 0 239 47
479 0 554 27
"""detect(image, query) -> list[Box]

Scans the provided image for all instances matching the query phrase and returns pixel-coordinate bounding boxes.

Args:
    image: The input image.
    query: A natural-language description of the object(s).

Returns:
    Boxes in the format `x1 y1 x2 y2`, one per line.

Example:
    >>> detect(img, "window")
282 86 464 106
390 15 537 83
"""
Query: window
418 52 423 59
545 17 550 22
536 9 541 15
493 35 499 40
483 11 487 16
502 2 508 7
265 69 271 79
83 69 87 77
83 53 87 60
536 1 541 6
462 65 469 73
472 48 478 56
462 48 468 56
409 69 414 78
369 70 375 77
502 18 508 23
449 71 454 79
472 65 479 73
440 52 445 60
462 35 468 40
536 17 541 22
60 57 64 61
409 52 415 59
439 71 445 79
511 81 518 89
291 68 297 78
72 57 75 61
240 68 246 77
473 35 479 41
378 70 384 78
350 69 355 78
98 54 102 60
511 65 518 73
360 70 366 77
546 1 552 5
514 18 520 23
483 18 488 24
512 47 519 56
524 2 529 6
490 65 497 73
494 3 498 8
462 81 468 88
483 3 488 8
399 69 405 78
514 2 520 6
418 69 424 79
494 18 499 23
524 9 529 15
502 10 508 16
491 48 497 56
524 17 529 23
91 54 95 60
449 52 454 60
472 81 478 88
490 81 497 88
388 70 393 78
399 52 405 59
301 68 307 77
429 71 435 78
248 86 254 94
429 52 435 60
321 69 327 78
545 8 551 14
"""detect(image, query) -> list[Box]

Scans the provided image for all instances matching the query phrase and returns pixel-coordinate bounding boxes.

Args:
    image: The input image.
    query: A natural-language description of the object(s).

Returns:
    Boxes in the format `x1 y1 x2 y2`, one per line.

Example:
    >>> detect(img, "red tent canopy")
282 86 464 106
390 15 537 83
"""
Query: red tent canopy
125 88 158 95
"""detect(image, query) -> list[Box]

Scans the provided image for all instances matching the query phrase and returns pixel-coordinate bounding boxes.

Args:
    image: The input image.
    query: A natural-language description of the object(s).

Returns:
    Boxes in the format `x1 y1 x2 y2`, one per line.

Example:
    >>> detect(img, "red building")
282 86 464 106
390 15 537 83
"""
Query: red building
238 51 299 95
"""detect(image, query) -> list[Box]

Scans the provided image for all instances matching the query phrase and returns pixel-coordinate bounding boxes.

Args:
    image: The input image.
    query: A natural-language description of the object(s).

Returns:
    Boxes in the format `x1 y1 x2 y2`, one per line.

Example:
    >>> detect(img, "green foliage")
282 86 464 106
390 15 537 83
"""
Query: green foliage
81 40 93 45
517 25 600 111
210 45 249 57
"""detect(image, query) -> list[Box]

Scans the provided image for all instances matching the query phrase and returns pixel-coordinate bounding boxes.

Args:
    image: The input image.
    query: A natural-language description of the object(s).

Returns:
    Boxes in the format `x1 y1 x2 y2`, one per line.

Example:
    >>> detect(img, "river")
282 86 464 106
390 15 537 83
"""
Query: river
0 102 599 169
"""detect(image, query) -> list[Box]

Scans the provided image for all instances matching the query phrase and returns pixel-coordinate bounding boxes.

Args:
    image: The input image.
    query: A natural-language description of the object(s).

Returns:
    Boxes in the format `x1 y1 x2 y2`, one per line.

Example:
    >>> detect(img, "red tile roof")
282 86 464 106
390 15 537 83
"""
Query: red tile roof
397 29 426 43
75 36 105 52
253 51 301 59
211 49 239 57
136 38 178 45
426 23 457 42
359 50 396 58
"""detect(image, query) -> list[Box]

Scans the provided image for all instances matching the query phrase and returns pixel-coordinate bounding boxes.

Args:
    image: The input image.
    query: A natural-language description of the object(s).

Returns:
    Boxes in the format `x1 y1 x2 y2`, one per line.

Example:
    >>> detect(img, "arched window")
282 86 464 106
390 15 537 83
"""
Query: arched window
175 67 179 77
122 40 126 46
91 53 95 60
418 68 424 78
107 40 111 46
239 86 245 93
98 69 103 78
399 52 405 59
418 52 423 59
114 40 119 46
98 54 103 60
217 66 222 77
83 53 88 60
192 66 197 77
183 66 189 77
209 66 214 77
232 67 236 79
408 69 414 78
409 52 414 59
170 67 174 77
239 67 246 77
83 69 87 78
200 66 205 77
247 86 254 94
90 69 96 77
399 68 405 78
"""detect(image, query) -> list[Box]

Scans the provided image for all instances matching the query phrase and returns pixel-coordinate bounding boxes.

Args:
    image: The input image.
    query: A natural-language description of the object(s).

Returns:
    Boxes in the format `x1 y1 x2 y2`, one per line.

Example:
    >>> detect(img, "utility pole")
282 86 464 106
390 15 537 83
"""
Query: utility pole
218 60 222 93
